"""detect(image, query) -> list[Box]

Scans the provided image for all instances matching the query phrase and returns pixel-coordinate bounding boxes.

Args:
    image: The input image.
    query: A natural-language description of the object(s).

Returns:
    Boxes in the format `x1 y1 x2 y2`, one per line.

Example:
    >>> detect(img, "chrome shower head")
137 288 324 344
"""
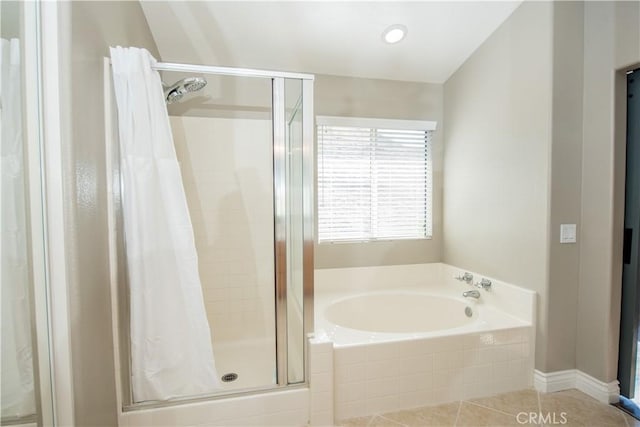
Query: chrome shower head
165 88 185 104
164 76 207 104
182 77 207 93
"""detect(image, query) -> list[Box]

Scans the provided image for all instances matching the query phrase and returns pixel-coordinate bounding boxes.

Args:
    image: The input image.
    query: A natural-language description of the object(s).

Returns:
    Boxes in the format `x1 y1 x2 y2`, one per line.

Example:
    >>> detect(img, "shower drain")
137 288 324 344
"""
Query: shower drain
221 373 238 383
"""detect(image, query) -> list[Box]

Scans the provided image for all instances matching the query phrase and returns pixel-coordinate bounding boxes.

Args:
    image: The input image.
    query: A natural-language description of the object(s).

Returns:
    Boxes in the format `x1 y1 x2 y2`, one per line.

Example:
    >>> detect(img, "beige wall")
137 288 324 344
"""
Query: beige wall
444 0 640 381
577 1 640 382
442 2 553 369
59 2 159 425
170 115 276 344
545 1 584 373
1 1 20 38
314 74 444 268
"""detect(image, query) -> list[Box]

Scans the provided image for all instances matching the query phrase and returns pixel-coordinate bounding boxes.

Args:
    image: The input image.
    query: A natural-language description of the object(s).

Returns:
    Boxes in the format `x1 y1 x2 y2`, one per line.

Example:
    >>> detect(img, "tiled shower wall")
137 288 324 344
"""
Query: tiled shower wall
170 116 275 343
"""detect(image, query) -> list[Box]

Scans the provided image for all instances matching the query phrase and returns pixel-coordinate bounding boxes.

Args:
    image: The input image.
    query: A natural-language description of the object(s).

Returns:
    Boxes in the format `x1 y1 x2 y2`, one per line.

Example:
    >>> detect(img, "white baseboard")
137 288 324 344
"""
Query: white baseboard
575 371 620 404
534 369 577 393
534 369 620 404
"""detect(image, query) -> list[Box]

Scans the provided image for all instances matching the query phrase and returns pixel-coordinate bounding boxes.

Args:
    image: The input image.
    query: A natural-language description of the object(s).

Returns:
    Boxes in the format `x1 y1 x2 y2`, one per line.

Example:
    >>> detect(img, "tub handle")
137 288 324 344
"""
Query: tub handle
455 272 474 284
475 278 492 290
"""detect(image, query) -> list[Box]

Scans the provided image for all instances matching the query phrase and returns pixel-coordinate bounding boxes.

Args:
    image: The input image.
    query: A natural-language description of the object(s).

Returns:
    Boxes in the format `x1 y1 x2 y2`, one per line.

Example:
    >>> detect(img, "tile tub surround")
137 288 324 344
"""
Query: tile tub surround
314 263 536 420
332 328 533 420
309 337 335 426
338 388 638 426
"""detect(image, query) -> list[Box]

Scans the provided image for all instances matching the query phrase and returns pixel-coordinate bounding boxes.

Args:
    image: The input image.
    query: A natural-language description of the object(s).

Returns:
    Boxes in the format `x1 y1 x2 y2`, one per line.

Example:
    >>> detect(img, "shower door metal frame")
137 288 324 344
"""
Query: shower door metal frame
301 78 315 384
107 60 315 411
273 77 316 387
273 77 289 386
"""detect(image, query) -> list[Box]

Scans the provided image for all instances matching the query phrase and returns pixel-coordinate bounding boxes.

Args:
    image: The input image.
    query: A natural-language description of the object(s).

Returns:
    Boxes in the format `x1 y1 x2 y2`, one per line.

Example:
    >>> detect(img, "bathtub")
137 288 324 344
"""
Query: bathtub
313 263 536 421
325 292 476 334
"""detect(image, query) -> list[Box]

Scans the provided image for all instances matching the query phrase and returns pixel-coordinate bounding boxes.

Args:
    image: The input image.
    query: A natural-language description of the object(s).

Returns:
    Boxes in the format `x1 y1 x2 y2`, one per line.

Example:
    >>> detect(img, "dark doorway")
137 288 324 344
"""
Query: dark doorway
618 68 640 413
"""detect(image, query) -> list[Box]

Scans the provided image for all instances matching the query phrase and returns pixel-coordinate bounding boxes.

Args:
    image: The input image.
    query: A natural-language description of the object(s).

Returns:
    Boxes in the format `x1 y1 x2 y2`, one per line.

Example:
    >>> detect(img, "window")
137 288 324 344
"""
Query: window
317 116 435 243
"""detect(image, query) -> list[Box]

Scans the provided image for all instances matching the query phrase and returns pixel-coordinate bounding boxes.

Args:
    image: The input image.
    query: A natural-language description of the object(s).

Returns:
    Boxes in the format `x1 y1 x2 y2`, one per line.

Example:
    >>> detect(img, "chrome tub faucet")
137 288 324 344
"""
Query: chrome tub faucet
463 290 481 299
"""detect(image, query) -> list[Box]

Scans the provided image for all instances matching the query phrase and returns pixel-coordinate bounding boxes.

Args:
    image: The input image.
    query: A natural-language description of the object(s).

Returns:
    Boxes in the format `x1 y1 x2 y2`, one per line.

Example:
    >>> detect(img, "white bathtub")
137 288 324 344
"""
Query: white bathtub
313 263 536 421
325 292 475 333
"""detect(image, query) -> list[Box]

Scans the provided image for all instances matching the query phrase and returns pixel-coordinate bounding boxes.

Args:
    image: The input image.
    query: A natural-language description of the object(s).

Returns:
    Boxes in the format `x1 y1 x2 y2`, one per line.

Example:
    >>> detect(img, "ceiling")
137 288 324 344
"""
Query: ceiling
141 1 522 84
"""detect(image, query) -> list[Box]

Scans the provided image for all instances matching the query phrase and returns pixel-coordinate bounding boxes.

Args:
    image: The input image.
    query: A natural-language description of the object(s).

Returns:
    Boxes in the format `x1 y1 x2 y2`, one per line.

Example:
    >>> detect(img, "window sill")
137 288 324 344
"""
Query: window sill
318 236 433 245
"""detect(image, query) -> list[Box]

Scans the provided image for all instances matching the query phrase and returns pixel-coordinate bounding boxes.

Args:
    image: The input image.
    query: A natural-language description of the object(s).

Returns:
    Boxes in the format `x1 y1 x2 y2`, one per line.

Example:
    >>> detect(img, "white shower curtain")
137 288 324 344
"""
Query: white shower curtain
0 38 36 419
109 46 220 402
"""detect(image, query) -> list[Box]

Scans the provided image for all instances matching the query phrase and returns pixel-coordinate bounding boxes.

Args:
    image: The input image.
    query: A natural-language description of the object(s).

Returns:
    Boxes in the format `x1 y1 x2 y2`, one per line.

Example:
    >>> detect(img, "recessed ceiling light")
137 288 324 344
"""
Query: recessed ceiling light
382 24 407 44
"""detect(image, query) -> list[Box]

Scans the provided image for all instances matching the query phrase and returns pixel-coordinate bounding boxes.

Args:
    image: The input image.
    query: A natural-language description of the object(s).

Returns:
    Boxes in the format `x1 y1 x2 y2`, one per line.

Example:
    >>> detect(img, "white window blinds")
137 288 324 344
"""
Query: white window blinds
317 117 434 243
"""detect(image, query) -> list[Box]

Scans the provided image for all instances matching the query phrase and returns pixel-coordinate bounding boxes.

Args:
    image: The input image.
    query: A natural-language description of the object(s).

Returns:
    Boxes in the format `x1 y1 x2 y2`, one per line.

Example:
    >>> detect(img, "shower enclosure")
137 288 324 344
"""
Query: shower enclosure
107 60 314 408
1 1 55 425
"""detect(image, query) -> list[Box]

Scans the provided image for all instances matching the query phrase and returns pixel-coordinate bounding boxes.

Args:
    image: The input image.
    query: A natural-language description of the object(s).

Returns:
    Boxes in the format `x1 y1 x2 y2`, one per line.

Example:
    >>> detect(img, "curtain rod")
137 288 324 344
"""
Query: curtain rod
106 57 315 81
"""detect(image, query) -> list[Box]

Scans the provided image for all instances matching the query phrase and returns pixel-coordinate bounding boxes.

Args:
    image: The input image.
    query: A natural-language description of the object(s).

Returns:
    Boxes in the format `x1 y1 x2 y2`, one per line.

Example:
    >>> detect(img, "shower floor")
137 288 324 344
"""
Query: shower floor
213 337 276 391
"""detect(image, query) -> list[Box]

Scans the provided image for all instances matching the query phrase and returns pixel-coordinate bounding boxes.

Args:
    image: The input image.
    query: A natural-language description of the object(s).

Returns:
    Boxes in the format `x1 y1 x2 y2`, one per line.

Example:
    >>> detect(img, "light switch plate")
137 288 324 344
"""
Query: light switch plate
560 224 577 243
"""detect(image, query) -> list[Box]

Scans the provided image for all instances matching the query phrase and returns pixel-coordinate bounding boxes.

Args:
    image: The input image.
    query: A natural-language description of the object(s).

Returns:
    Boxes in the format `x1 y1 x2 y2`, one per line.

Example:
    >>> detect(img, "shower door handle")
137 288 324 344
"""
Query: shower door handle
623 228 632 265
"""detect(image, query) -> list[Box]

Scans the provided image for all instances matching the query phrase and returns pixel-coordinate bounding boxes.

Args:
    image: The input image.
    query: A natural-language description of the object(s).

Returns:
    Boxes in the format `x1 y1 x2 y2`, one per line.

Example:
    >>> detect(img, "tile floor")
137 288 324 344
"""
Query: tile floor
337 389 640 427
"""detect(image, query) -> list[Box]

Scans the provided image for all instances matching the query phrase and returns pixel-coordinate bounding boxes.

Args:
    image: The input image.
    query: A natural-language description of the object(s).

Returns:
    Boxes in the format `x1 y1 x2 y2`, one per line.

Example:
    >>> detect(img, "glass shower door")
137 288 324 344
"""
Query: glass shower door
167 73 277 394
1 1 54 424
